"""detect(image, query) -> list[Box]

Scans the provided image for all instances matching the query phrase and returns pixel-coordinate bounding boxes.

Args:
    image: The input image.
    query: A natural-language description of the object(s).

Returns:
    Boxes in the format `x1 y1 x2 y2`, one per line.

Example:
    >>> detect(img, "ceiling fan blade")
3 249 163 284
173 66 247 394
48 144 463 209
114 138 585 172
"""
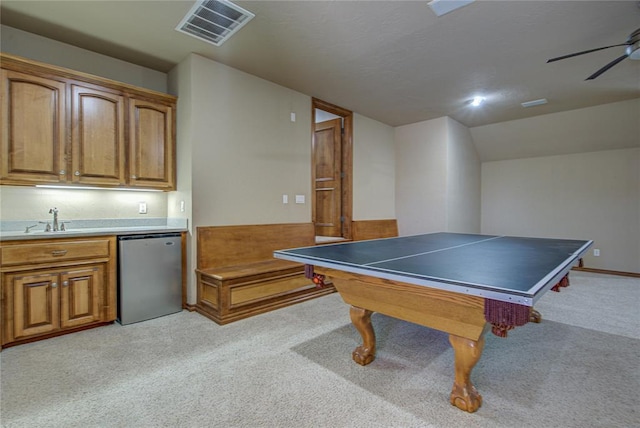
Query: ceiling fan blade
585 54 629 80
547 43 629 63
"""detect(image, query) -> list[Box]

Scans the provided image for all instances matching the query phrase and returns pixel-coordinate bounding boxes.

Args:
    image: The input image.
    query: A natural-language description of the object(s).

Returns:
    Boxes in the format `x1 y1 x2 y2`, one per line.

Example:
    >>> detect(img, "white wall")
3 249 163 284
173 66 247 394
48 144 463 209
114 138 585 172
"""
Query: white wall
395 117 448 235
446 117 481 233
187 54 312 227
167 56 195 302
476 100 640 274
0 186 168 222
177 53 398 229
170 54 398 302
1 25 167 93
482 148 640 273
471 98 640 162
395 116 481 236
353 113 395 220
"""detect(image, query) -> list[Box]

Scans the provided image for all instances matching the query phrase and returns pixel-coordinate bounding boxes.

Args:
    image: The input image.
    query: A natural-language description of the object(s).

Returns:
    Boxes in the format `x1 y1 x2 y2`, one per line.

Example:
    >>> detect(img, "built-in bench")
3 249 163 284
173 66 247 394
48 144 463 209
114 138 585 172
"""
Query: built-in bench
195 223 335 324
351 219 399 241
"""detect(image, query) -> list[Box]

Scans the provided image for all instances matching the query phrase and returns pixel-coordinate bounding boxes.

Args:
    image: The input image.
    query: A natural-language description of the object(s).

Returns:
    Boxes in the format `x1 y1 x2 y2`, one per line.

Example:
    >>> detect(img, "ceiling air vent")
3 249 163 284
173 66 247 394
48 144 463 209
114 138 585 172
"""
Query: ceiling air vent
176 0 254 47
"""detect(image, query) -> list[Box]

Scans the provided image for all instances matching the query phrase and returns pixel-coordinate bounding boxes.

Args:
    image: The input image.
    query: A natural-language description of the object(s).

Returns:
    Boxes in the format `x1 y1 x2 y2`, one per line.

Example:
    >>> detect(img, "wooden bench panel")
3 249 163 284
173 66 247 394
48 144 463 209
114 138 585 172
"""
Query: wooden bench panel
351 219 398 241
195 223 335 325
197 223 315 269
230 275 315 306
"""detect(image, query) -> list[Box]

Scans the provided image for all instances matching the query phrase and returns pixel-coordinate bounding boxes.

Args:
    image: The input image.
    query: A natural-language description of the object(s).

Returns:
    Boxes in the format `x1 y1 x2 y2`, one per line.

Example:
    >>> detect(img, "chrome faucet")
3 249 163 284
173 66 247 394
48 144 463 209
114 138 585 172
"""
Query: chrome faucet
49 208 59 232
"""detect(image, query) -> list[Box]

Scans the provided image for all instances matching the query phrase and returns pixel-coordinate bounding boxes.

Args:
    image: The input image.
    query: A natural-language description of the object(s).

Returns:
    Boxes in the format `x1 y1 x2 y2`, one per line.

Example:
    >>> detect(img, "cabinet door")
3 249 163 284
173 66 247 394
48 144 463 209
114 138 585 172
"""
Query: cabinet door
60 265 103 328
128 98 175 190
0 69 67 184
71 85 125 186
12 272 61 340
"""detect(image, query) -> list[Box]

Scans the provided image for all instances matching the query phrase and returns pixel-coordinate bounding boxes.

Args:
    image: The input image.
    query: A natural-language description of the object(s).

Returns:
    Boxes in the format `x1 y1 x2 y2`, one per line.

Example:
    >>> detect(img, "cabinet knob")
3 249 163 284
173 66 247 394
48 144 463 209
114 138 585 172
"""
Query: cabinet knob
51 282 58 288
59 169 66 175
74 171 80 176
62 281 69 287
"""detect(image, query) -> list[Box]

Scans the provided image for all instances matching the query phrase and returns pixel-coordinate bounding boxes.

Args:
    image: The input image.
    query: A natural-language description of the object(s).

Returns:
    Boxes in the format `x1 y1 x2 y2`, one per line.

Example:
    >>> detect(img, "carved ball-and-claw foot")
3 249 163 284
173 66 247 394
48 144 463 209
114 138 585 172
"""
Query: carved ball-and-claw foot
352 345 375 366
530 308 542 323
450 382 483 413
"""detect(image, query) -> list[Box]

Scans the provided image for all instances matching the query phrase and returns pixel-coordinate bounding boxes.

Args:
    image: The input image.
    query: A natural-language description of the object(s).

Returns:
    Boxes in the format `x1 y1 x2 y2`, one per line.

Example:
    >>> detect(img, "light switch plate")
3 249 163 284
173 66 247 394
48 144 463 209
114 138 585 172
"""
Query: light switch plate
295 194 305 204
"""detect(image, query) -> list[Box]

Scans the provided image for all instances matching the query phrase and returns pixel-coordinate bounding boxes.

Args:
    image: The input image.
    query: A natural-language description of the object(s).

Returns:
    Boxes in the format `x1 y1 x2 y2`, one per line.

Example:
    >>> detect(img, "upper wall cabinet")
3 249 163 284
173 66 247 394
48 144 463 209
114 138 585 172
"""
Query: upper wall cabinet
71 84 126 186
0 53 177 191
0 69 67 184
128 98 175 190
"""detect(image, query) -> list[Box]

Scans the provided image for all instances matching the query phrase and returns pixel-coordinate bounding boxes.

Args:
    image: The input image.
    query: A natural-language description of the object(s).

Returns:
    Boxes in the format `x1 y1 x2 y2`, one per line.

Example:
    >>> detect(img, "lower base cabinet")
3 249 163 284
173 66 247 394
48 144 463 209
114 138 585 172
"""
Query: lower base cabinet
1 237 116 348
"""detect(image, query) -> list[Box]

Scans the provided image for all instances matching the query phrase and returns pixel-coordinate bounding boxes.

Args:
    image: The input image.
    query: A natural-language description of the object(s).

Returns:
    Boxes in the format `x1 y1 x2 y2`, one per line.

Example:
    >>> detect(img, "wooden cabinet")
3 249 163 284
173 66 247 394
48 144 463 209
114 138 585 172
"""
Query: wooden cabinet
128 98 175 189
10 271 60 338
0 69 67 184
8 265 102 339
71 84 126 186
0 53 176 190
0 237 116 348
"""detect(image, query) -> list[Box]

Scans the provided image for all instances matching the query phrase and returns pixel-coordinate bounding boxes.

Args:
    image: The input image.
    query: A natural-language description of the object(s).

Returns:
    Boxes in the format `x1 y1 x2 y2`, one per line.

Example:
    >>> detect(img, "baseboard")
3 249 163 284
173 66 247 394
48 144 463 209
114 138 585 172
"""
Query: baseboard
572 266 640 278
184 303 198 312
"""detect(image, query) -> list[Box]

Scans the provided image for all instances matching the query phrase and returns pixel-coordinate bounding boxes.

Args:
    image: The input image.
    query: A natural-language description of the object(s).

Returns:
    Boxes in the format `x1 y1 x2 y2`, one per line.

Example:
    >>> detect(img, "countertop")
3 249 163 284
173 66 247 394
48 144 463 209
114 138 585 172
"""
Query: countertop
0 218 188 242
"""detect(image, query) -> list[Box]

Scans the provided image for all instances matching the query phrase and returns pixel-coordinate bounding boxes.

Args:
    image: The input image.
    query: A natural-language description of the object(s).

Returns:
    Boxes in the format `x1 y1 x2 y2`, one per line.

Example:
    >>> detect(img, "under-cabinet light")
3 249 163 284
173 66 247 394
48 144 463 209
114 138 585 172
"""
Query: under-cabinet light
35 185 163 192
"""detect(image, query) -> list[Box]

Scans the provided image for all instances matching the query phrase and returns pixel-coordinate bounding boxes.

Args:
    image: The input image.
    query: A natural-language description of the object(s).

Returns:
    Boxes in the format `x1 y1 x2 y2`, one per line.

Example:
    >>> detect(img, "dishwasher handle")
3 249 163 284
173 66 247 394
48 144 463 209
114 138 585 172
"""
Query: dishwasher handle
117 232 182 241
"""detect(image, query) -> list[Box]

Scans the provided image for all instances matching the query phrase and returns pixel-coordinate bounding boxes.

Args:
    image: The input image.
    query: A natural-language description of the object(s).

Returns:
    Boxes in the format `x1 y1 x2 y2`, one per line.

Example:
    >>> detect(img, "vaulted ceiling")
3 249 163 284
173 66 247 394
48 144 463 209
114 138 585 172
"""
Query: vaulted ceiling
2 0 639 130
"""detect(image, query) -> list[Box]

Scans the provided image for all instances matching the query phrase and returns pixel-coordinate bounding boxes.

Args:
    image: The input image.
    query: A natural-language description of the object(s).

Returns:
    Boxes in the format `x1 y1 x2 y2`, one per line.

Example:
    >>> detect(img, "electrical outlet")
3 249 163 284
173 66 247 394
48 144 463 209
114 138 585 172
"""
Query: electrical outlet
593 249 600 257
139 202 147 214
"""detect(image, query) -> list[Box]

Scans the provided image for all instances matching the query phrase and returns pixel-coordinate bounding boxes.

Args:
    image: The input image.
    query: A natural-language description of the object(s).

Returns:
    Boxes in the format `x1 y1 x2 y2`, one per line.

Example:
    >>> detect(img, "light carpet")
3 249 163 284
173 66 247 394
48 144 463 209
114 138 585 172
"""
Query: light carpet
1 271 638 427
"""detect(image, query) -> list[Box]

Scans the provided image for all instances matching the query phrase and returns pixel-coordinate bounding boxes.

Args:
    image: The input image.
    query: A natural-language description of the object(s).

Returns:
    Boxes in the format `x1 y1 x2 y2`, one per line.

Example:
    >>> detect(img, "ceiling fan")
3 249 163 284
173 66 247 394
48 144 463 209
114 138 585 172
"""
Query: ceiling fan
547 27 640 80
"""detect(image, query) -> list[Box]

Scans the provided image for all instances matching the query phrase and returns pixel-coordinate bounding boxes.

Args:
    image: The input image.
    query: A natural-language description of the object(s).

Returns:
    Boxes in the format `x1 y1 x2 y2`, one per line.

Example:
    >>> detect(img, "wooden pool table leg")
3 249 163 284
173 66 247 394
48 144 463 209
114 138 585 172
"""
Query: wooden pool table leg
530 308 542 323
349 306 376 365
448 325 489 413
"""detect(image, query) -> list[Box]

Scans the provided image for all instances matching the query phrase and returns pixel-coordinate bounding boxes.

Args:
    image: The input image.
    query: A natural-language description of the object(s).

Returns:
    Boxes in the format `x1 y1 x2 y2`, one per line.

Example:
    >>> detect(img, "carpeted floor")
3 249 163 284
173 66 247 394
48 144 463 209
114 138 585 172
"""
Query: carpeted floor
1 271 638 427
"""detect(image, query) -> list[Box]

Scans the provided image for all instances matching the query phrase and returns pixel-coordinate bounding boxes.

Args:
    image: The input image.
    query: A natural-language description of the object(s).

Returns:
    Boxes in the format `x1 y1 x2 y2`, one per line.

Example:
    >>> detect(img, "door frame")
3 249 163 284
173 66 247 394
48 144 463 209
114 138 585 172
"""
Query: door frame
311 98 353 240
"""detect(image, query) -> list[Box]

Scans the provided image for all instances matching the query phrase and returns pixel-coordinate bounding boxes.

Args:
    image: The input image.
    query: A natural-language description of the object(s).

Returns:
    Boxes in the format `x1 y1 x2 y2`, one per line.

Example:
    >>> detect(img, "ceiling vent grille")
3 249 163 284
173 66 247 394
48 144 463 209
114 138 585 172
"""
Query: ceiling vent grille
176 0 254 47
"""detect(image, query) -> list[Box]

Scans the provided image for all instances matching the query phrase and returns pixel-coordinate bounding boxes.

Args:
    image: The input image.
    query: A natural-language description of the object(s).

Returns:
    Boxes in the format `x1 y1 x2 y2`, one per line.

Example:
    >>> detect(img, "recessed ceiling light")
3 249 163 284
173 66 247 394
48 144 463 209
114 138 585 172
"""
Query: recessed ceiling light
428 0 476 17
521 98 548 108
469 96 485 107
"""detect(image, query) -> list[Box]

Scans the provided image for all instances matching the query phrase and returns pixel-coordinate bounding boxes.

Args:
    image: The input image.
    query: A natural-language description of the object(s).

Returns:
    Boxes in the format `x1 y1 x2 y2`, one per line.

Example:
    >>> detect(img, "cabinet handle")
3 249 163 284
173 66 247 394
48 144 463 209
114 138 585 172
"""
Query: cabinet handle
62 281 69 287
131 175 137 179
74 171 80 176
51 282 58 288
51 250 68 256
59 169 66 175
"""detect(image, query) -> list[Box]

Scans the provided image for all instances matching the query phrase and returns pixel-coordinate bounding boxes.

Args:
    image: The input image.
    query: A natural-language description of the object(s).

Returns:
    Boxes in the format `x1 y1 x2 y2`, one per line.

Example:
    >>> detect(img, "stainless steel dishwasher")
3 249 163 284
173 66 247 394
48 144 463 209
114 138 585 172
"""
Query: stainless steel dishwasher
117 233 182 325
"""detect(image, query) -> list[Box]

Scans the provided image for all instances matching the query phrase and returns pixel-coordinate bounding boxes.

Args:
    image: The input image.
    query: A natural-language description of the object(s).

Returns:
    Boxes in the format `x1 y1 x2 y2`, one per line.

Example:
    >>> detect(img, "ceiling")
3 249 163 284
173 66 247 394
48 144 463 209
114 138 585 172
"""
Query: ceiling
1 0 639 128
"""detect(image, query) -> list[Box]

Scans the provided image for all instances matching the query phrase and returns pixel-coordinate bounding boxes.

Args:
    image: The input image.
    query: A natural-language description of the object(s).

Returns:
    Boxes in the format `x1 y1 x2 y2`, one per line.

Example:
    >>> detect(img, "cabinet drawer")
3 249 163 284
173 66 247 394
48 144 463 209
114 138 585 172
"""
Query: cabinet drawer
1 239 111 266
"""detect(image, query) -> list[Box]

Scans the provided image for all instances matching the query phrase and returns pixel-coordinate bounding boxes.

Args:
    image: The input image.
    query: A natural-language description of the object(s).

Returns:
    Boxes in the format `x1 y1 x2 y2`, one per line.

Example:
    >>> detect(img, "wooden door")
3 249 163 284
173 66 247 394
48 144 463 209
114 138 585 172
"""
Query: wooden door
313 118 342 237
11 272 60 340
60 266 102 328
0 69 67 184
128 98 175 189
71 84 125 186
